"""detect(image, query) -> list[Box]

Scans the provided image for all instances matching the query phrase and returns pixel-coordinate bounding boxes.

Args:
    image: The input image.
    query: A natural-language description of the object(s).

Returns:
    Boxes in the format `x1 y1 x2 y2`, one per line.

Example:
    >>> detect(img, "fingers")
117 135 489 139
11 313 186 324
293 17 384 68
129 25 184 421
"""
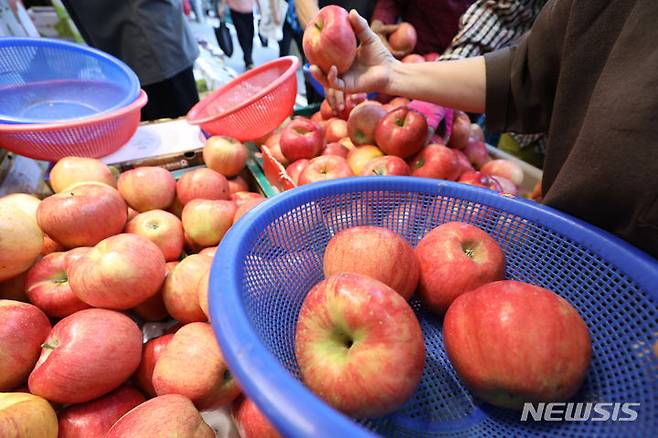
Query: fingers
309 65 329 88
379 24 400 35
349 9 379 46
327 88 346 113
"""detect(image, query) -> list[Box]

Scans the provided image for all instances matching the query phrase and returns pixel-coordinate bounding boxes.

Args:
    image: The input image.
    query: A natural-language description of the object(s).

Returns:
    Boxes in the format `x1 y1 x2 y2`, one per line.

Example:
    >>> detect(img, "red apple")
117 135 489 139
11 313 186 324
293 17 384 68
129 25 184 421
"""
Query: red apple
68 233 166 309
264 133 290 166
325 118 348 143
375 107 428 158
295 273 424 418
280 118 324 161
199 247 217 258
311 111 324 123
409 143 460 180
127 207 139 221
0 206 43 282
286 159 310 185
117 167 176 212
228 175 249 194
132 261 177 322
0 300 51 391
346 145 384 175
448 117 472 150
388 22 417 55
25 250 91 318
231 191 265 207
462 140 490 169
49 156 116 193
320 99 335 120
233 396 281 438
134 334 175 398
389 97 410 108
126 210 184 262
0 393 58 437
106 394 214 438
302 5 356 74
444 280 592 409
28 309 142 404
37 183 127 249
322 142 350 158
453 149 475 175
347 101 387 146
415 221 505 315
470 123 484 142
458 171 503 192
337 93 368 120
162 254 212 323
234 197 266 223
490 176 518 195
58 386 145 438
41 234 64 256
323 226 419 299
182 199 237 248
481 159 524 187
153 322 241 409
360 155 411 176
298 155 353 185
203 136 249 178
176 168 230 206
401 54 425 63
424 52 440 62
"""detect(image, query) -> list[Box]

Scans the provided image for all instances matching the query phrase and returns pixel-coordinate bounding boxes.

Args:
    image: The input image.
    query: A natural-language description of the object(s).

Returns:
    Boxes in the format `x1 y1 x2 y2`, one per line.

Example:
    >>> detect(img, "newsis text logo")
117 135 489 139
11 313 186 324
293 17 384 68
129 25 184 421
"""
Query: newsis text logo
520 402 640 422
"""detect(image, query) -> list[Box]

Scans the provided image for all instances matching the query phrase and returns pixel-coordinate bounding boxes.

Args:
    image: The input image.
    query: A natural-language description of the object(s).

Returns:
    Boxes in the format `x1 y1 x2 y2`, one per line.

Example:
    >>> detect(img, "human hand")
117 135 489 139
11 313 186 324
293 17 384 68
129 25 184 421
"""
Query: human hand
371 20 406 58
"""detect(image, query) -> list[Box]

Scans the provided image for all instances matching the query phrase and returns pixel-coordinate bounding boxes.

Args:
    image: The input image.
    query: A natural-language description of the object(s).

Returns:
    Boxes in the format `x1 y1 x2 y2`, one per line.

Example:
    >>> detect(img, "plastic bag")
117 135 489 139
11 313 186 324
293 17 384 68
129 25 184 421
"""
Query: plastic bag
259 0 288 41
214 19 234 57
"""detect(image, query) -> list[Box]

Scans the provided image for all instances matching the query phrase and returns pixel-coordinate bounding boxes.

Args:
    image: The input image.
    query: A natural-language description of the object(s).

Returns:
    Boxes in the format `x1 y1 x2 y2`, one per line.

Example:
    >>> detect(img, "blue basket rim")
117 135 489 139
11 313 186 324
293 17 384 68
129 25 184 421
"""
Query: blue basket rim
209 177 658 437
0 37 140 124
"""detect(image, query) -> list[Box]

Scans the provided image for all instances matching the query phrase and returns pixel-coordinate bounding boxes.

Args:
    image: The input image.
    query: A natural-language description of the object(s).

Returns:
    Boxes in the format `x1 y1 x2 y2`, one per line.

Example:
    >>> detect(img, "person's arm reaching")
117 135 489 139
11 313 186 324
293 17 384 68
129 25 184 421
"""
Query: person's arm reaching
295 0 319 29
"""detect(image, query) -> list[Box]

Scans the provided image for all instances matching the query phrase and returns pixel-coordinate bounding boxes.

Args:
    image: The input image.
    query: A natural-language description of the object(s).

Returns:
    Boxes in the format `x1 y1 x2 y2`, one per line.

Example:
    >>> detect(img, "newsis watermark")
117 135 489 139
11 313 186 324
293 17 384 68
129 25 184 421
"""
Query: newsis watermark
520 402 640 422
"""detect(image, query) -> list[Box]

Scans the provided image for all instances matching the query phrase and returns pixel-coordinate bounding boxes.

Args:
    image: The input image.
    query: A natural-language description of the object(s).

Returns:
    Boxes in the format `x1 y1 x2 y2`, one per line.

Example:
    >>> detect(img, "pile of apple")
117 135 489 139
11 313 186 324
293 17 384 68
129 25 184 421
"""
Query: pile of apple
293 221 593 418
0 136 280 437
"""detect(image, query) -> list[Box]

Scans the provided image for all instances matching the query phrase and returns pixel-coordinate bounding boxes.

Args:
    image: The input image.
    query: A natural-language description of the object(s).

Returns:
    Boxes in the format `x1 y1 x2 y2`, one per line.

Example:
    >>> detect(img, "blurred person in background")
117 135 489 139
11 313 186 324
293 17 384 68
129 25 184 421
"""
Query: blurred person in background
62 0 200 121
295 0 376 28
219 0 257 70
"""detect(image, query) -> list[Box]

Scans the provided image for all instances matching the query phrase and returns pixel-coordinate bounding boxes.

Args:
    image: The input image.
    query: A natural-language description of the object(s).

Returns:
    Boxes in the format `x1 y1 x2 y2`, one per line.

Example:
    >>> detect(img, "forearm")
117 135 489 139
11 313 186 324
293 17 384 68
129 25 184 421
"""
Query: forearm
295 0 318 28
385 57 486 113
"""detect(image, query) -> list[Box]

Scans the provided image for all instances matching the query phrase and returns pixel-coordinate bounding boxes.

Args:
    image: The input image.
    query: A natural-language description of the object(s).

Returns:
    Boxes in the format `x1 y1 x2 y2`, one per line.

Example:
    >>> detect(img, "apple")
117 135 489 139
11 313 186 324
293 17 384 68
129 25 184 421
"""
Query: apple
58 386 145 438
153 322 241 409
463 140 490 169
0 193 40 227
41 234 64 256
324 118 348 143
196 271 211 320
203 136 249 178
182 199 237 248
0 272 29 302
470 123 484 142
337 93 367 120
126 210 184 262
264 133 290 167
199 247 217 258
162 254 212 323
424 52 440 62
234 197 266 223
360 155 411 176
132 261 177 322
0 206 43 282
415 221 505 315
231 191 265 207
0 392 58 438
444 280 592 409
320 99 335 120
286 159 310 185
134 334 175 398
311 111 324 122
49 156 116 192
401 54 425 63
322 142 350 158
389 97 410 108
228 175 249 195
458 171 503 192
388 22 417 55
453 149 475 175
117 167 176 212
295 273 424 418
490 176 518 195
323 226 419 299
298 155 353 185
28 308 142 404
375 107 428 158
347 101 387 146
68 233 166 309
338 136 356 150
233 396 281 438
176 168 230 206
346 145 384 175
409 143 460 180
37 183 127 249
303 5 356 74
481 159 524 187
0 300 51 391
448 117 472 150
280 118 324 161
530 179 543 202
25 250 91 318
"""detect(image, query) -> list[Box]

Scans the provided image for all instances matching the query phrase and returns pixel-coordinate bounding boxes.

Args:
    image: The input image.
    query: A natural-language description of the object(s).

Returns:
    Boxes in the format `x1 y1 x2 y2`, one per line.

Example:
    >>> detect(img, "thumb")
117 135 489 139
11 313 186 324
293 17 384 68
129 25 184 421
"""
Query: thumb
349 9 379 45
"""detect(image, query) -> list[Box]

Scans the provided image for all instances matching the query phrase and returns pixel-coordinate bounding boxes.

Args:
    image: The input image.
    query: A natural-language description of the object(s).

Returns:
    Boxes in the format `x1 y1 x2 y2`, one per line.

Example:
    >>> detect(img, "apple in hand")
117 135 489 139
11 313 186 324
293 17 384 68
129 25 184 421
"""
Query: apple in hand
132 261 177 322
28 309 142 404
375 107 428 158
280 118 324 161
0 392 58 438
163 254 212 323
117 167 176 212
37 183 127 249
347 145 384 175
347 101 387 146
126 210 184 262
176 168 230 206
481 159 524 187
153 322 241 409
416 222 505 315
323 226 419 299
286 159 310 185
325 118 348 143
389 22 417 55
134 334 174 398
296 273 425 418
303 5 356 74
182 199 237 248
459 171 503 192
58 386 145 438
233 396 281 438
68 233 166 309
49 156 116 192
203 136 249 178
409 144 460 180
0 300 51 391
0 207 43 282
360 155 411 176
444 280 591 409
298 155 353 185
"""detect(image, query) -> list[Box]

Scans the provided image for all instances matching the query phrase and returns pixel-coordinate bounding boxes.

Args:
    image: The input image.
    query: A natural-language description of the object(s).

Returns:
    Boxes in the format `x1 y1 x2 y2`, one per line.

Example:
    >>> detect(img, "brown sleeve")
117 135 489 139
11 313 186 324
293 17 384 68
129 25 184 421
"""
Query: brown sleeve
484 0 573 134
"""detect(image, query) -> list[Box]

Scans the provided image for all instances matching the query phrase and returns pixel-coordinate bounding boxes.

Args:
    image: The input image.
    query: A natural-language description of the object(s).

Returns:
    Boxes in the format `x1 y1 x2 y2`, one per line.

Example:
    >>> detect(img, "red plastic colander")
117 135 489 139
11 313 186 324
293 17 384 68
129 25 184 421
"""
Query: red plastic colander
187 56 300 141
0 90 147 162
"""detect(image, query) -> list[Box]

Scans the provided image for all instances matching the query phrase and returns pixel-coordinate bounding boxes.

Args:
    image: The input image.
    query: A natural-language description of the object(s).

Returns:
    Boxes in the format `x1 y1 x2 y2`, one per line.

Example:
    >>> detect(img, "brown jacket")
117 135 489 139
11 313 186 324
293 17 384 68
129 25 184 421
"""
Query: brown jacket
485 0 658 258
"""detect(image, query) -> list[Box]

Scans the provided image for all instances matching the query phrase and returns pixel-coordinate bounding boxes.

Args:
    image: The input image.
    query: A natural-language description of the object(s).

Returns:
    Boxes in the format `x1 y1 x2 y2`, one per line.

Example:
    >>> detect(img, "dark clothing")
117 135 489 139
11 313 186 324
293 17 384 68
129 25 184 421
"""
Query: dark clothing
485 0 658 258
141 66 199 121
373 0 474 55
279 18 303 57
319 0 376 21
230 8 255 66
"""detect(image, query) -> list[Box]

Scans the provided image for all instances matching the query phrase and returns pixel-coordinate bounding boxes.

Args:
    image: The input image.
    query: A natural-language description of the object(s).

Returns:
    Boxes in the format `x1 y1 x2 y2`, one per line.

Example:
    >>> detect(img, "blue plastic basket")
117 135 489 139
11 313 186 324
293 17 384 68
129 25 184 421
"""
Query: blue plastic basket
210 177 658 437
0 38 140 124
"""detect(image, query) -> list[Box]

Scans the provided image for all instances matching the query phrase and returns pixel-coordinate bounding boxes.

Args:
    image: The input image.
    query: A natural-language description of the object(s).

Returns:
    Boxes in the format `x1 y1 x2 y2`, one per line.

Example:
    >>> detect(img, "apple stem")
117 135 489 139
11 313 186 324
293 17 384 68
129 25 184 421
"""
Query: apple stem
41 339 59 350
